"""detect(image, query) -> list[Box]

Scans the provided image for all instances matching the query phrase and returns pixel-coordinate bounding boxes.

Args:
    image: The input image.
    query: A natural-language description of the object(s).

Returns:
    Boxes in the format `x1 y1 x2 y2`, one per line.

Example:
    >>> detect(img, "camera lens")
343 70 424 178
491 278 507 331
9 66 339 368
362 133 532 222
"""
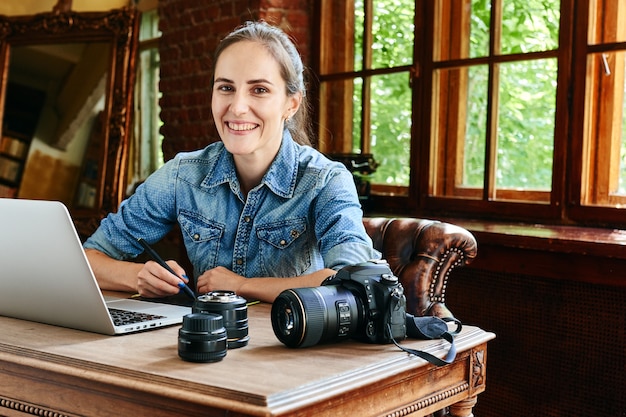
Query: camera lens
271 286 362 348
178 313 227 363
193 291 249 348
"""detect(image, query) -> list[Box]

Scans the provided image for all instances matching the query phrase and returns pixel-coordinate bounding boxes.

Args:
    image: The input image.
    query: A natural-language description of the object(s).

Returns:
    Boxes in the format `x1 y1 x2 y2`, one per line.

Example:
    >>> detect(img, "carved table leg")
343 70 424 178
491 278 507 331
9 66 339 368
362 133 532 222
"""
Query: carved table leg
447 396 477 417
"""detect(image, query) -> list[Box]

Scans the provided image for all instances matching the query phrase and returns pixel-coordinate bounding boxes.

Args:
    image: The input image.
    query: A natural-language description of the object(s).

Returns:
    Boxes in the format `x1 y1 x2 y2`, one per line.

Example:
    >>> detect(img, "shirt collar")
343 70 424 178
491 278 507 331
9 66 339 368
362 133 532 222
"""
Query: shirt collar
264 130 299 198
202 129 299 199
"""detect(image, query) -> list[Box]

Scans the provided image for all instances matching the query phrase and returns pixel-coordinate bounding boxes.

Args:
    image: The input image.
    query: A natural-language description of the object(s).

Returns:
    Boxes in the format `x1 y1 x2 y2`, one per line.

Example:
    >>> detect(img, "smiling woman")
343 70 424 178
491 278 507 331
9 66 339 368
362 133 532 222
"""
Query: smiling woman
82 21 380 307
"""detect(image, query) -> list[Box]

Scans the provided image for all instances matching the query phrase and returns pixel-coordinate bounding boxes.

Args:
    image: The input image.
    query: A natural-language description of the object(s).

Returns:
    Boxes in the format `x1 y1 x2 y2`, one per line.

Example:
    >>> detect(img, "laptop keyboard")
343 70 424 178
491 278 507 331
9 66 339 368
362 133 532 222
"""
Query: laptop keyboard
108 308 166 326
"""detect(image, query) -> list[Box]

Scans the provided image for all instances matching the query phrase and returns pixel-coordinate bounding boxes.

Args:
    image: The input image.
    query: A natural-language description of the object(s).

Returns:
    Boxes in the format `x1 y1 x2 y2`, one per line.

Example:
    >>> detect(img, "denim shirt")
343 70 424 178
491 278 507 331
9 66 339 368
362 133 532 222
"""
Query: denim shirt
84 131 380 279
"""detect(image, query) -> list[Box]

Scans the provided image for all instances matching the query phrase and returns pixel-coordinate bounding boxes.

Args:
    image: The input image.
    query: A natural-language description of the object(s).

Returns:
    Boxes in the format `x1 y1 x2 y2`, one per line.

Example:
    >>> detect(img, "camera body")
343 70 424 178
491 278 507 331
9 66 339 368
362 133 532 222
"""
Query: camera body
271 260 407 348
322 260 407 344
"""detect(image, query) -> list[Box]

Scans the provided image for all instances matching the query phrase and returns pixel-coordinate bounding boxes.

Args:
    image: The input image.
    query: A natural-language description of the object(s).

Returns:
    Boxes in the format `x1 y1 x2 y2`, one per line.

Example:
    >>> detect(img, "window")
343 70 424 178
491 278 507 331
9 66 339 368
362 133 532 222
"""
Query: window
127 6 163 194
573 0 626 222
315 0 626 227
317 0 415 196
430 1 559 202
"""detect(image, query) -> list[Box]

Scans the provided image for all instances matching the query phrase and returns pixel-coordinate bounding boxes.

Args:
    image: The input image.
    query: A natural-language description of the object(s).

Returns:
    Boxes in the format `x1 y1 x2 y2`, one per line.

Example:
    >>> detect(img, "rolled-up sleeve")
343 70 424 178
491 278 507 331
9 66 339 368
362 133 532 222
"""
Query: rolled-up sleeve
313 165 381 270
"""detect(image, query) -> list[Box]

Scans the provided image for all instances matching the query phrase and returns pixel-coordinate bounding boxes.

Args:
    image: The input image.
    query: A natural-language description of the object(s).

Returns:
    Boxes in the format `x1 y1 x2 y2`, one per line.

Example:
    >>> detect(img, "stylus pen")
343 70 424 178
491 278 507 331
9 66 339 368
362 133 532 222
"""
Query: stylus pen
137 238 196 300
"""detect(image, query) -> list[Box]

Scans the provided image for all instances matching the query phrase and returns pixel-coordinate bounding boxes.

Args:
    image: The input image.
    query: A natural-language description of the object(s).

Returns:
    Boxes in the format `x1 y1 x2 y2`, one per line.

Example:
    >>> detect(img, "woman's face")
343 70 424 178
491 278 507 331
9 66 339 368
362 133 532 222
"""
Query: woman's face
212 40 301 164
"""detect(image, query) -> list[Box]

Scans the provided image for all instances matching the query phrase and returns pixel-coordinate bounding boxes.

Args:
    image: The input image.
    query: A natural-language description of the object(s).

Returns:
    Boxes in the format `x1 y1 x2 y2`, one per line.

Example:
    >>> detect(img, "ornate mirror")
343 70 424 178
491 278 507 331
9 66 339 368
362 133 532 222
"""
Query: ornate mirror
0 7 139 239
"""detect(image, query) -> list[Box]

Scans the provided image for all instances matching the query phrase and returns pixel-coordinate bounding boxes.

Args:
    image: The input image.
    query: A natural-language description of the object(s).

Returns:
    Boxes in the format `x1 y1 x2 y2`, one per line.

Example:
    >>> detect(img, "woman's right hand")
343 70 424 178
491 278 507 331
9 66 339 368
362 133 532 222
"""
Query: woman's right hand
136 260 189 298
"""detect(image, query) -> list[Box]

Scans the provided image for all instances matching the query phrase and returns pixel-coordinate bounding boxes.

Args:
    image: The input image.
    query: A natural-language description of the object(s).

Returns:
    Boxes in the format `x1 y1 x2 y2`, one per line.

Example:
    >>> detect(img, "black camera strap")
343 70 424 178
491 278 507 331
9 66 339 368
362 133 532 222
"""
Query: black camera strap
387 315 462 367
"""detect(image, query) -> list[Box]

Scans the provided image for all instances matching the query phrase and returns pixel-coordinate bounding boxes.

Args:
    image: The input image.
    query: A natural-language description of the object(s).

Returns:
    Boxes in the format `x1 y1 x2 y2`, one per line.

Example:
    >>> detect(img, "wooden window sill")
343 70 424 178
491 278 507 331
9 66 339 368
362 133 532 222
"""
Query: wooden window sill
439 218 626 287
445 219 626 259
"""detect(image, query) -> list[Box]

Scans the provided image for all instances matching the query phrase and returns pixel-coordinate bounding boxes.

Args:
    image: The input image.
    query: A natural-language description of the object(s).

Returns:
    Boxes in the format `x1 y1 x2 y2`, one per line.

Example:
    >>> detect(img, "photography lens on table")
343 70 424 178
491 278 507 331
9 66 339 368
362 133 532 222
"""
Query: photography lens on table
178 313 227 363
193 291 249 348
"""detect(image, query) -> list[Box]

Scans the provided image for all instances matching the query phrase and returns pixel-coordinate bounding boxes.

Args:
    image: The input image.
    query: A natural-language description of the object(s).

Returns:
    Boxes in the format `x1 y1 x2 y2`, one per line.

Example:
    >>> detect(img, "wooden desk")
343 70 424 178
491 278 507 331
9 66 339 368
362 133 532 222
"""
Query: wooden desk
0 302 494 417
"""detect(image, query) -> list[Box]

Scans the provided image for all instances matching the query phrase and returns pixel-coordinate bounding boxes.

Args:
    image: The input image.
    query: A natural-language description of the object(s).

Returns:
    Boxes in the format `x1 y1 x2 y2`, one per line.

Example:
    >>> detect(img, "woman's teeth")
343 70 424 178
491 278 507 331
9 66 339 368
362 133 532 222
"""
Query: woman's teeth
228 122 257 131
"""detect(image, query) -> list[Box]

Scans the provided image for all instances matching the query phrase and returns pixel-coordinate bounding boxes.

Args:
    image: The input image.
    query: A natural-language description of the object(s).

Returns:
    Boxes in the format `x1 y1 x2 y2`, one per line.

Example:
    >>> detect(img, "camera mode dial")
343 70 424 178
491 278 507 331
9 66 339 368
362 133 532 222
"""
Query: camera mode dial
381 273 398 284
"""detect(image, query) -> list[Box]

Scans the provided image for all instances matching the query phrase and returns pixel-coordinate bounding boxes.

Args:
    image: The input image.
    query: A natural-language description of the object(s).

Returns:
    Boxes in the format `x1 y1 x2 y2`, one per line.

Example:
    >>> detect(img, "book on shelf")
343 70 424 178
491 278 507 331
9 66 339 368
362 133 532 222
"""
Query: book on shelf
0 156 21 183
75 181 97 208
0 135 28 159
0 183 17 198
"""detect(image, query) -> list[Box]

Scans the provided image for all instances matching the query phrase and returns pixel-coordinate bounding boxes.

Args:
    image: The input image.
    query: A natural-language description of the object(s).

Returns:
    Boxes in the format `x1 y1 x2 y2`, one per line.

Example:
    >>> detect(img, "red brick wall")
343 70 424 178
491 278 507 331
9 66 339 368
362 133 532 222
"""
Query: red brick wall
158 0 312 161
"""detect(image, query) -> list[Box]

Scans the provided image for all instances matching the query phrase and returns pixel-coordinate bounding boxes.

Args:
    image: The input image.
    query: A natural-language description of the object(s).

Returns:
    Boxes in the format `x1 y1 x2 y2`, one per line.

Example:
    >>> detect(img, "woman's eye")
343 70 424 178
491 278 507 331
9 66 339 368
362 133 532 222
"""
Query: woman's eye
253 86 268 94
217 84 233 92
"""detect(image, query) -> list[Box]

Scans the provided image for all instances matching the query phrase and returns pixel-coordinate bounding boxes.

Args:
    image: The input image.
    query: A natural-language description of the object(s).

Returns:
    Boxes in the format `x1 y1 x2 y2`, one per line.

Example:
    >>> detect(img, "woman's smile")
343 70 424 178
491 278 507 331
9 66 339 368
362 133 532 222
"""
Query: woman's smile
226 121 259 132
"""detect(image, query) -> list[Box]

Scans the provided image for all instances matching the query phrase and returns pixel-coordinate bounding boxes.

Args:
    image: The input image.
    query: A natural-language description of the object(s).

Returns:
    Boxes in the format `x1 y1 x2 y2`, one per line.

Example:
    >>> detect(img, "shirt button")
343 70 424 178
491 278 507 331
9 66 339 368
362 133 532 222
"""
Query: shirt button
244 216 251 223
236 258 243 265
280 239 287 246
193 233 200 241
290 229 299 238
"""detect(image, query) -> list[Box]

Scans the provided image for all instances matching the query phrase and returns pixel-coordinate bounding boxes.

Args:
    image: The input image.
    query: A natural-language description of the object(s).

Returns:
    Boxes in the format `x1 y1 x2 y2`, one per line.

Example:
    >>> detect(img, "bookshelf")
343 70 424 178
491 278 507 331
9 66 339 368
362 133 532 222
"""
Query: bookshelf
0 82 46 197
0 132 30 197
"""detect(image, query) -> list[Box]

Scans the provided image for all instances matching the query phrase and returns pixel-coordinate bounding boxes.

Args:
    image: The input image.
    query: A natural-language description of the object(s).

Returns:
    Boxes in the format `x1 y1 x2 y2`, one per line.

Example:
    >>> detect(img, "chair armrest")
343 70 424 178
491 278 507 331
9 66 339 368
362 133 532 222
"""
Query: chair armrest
363 217 477 318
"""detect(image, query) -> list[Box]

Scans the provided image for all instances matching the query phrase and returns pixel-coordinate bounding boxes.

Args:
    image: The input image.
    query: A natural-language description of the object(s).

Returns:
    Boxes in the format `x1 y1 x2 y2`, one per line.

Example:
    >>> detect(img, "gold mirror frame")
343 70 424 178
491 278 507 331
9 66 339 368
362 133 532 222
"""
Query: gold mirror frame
0 8 139 239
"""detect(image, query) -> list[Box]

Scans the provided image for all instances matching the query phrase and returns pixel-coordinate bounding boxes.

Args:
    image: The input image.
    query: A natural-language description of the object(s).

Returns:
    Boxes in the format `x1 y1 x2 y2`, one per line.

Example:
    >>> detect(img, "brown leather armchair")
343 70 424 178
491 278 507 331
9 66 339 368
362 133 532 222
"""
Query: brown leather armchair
363 217 477 319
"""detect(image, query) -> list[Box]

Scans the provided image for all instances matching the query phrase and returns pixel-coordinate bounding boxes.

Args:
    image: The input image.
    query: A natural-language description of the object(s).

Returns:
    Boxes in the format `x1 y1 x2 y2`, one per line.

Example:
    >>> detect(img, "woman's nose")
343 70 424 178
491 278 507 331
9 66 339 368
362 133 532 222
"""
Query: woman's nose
229 91 249 115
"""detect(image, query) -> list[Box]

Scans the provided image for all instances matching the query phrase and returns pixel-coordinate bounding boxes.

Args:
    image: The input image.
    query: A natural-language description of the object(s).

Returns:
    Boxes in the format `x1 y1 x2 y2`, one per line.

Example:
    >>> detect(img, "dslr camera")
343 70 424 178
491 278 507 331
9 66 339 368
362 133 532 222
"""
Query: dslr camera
271 260 407 348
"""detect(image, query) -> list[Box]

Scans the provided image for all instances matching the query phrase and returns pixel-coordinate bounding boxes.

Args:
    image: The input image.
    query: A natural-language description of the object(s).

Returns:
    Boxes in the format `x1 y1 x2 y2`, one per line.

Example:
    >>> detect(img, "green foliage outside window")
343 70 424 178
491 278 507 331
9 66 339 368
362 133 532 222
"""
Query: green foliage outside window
355 0 561 190
473 0 559 191
354 0 414 186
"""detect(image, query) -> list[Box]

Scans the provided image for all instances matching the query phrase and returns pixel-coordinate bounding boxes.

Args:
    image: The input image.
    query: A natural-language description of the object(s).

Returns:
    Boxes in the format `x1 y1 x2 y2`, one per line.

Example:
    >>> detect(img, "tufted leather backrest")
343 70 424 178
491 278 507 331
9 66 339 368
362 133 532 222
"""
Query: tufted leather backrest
363 217 477 318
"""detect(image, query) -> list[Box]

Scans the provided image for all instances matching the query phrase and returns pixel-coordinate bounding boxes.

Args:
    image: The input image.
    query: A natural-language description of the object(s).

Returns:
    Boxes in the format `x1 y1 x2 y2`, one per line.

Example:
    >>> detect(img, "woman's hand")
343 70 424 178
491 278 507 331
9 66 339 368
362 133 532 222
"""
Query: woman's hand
85 248 190 298
196 266 246 295
137 260 189 298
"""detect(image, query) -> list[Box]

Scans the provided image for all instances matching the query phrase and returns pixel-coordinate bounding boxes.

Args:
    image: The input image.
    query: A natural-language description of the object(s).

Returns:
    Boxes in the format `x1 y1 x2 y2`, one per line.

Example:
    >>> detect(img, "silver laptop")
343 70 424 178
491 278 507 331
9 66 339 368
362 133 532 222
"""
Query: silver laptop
0 198 191 335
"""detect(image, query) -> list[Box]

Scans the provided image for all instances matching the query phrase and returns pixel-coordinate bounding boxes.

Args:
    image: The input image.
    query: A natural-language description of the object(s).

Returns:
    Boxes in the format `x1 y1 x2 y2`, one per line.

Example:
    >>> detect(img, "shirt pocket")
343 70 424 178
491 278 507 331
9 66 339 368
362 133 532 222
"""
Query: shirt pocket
178 210 224 274
256 217 311 276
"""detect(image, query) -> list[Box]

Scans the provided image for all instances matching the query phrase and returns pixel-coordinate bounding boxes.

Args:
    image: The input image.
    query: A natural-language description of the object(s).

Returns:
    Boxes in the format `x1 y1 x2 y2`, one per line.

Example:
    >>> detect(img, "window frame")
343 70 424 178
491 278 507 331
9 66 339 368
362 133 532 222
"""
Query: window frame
127 4 163 193
314 0 626 228
315 0 416 198
419 0 569 222
567 0 626 225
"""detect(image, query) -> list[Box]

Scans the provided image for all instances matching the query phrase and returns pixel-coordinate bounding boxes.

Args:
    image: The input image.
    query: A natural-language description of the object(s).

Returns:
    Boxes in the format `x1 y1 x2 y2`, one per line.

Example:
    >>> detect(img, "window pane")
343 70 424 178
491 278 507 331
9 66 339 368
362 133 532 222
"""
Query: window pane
130 8 164 189
354 1 364 71
368 72 411 186
582 51 626 205
463 65 489 187
433 0 491 61
370 0 414 69
470 0 491 58
500 0 560 54
139 9 161 41
352 78 363 152
495 59 556 193
138 47 163 175
430 65 487 197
